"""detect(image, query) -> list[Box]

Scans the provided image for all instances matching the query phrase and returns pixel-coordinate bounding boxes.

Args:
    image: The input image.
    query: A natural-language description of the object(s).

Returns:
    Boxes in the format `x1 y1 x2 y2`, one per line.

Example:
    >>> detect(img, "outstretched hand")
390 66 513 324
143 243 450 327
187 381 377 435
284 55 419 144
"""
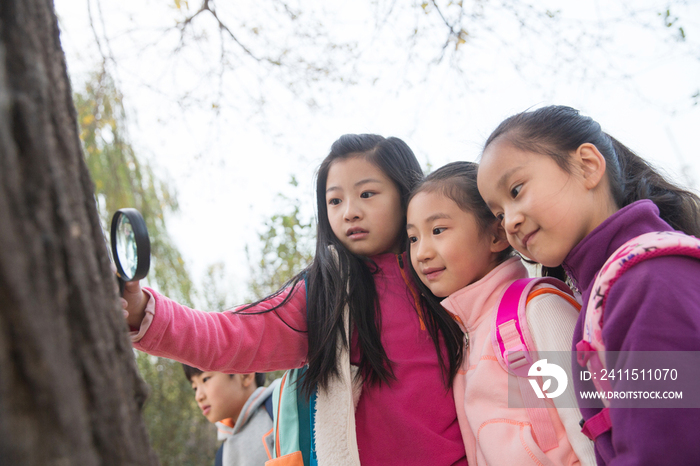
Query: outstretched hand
121 280 148 329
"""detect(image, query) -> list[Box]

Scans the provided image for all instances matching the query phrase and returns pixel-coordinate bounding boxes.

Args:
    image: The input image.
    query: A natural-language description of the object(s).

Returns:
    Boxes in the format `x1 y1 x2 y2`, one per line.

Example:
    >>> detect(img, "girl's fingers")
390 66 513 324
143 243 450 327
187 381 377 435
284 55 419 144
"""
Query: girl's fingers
120 298 130 320
123 280 141 293
120 281 148 327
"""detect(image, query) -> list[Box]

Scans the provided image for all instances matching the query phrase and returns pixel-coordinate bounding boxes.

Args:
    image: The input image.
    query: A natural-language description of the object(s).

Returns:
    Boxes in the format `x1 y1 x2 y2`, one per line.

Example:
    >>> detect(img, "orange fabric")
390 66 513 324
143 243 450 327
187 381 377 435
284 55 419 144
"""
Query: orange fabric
265 450 304 466
451 313 465 326
527 288 581 311
220 418 235 428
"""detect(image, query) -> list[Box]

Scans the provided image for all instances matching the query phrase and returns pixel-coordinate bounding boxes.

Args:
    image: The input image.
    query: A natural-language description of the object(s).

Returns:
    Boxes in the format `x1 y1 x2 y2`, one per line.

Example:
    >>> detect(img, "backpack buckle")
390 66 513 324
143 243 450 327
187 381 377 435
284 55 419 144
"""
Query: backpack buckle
505 344 533 377
576 340 595 366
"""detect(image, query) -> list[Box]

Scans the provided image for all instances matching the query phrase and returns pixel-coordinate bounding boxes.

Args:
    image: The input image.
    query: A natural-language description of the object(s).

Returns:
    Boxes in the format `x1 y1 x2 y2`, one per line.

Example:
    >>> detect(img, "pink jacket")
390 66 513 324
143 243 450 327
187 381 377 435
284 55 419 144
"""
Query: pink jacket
133 283 309 373
441 258 585 466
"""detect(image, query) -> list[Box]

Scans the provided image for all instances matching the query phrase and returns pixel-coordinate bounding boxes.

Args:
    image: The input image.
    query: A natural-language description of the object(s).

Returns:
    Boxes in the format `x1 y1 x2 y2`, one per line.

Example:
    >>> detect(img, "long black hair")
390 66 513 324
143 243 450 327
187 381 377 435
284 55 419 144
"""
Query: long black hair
483 105 700 278
239 134 462 394
406 162 513 361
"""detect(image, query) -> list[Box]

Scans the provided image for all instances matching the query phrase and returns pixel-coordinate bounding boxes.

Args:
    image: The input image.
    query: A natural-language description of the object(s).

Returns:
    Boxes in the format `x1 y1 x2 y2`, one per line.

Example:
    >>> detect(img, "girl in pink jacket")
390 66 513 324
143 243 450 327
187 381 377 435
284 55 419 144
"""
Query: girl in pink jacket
122 134 467 466
407 161 595 466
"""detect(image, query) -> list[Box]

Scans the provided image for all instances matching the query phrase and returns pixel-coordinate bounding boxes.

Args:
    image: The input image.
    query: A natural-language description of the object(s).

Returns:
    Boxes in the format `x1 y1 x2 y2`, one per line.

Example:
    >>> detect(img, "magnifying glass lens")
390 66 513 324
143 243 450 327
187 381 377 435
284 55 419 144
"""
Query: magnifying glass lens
111 207 150 289
116 215 138 279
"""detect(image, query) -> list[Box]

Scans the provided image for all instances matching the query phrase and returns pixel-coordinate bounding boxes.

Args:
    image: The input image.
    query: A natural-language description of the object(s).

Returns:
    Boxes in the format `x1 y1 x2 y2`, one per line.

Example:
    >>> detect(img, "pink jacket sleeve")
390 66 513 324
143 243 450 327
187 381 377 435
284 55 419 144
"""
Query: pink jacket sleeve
132 283 308 373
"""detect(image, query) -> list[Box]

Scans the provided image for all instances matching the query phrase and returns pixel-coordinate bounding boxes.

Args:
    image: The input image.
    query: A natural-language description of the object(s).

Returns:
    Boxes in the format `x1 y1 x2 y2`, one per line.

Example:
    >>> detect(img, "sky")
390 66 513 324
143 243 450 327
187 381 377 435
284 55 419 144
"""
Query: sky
53 0 700 305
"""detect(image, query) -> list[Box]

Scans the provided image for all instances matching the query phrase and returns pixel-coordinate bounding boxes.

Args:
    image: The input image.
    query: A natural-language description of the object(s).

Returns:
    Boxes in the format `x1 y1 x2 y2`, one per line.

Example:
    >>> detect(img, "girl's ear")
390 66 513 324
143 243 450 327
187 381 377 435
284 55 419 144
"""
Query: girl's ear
575 143 607 190
490 223 510 253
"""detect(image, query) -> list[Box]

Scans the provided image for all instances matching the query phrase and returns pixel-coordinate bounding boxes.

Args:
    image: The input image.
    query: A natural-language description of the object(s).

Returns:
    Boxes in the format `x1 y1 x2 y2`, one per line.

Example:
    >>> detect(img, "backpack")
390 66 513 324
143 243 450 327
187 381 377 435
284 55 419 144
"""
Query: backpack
263 273 316 466
575 231 700 441
491 277 581 452
263 368 313 466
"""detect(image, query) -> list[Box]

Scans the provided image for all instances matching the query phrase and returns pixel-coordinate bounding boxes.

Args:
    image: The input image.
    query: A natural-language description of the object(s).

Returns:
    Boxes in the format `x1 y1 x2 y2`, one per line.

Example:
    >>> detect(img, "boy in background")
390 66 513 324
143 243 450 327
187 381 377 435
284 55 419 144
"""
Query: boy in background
183 366 276 466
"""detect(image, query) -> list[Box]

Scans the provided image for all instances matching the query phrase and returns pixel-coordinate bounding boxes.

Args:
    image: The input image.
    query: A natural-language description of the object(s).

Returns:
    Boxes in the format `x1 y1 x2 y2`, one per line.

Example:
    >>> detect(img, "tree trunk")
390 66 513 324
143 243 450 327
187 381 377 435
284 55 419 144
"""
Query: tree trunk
0 1 158 464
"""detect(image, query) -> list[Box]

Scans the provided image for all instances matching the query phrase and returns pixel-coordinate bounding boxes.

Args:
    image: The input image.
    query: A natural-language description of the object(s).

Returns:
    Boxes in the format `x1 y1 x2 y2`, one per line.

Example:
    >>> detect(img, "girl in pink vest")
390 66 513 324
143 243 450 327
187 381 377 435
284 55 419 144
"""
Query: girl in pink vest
407 161 595 466
122 134 468 466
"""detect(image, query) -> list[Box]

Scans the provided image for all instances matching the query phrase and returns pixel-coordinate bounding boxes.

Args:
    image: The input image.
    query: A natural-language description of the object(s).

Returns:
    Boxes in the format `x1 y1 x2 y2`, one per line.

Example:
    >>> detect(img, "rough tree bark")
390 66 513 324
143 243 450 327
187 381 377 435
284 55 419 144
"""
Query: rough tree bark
0 1 158 464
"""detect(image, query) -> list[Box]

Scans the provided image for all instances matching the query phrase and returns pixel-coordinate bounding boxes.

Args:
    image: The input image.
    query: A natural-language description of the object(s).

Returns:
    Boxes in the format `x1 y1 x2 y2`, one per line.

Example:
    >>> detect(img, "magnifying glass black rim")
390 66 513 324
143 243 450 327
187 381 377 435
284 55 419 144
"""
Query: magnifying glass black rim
110 208 150 282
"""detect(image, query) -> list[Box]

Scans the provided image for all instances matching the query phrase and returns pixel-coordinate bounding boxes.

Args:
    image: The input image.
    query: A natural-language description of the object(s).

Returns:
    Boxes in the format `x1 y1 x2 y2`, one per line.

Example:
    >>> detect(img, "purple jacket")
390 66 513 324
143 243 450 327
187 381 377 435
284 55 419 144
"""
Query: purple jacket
564 200 700 465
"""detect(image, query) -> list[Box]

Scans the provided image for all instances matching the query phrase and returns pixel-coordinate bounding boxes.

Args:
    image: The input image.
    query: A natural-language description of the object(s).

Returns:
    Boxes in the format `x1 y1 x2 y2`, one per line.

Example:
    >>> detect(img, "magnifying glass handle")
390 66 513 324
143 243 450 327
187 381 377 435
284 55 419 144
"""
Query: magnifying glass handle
117 275 125 296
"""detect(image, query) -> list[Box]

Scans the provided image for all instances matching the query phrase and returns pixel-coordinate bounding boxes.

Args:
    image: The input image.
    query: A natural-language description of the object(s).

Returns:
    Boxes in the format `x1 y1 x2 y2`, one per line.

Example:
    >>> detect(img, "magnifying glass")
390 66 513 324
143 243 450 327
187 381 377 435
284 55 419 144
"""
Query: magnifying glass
110 208 150 295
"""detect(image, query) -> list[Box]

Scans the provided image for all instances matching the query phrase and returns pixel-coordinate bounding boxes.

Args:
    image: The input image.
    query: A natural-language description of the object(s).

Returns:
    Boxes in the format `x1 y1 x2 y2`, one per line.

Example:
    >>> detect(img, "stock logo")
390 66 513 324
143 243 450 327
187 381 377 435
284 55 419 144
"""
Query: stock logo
528 359 568 399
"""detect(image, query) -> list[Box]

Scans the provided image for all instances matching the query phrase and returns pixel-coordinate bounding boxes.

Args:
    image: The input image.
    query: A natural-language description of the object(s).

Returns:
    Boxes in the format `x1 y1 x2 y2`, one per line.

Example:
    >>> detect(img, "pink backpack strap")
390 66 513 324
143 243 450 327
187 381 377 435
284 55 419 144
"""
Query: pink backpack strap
576 231 700 435
580 231 700 357
492 277 577 452
580 408 611 441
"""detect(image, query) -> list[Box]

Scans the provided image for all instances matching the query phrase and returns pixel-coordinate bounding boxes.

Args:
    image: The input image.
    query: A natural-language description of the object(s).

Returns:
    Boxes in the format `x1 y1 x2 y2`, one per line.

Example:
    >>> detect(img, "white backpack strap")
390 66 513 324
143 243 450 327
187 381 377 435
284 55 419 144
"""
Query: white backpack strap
492 277 576 452
577 231 700 439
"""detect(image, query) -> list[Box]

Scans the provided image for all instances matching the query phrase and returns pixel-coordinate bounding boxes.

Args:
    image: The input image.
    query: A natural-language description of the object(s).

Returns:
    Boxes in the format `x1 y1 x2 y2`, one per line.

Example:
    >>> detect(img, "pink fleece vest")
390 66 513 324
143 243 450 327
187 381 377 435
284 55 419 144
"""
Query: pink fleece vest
442 258 581 466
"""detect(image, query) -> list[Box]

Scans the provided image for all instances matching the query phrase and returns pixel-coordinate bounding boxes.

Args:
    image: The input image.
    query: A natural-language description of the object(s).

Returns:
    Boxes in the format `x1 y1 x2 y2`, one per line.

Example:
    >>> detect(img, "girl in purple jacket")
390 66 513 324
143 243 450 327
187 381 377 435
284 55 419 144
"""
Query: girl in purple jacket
476 105 700 465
